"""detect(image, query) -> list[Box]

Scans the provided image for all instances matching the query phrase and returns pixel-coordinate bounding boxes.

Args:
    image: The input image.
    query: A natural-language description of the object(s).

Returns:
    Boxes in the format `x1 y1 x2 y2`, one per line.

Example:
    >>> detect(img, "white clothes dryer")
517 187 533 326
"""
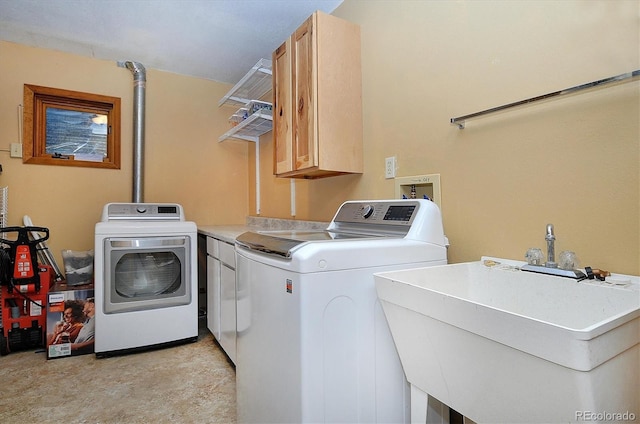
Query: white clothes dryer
94 203 198 357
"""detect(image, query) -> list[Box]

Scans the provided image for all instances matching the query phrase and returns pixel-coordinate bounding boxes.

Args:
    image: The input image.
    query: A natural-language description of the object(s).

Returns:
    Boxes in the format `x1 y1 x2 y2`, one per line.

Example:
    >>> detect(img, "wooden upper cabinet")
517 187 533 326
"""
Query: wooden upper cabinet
272 11 363 179
273 39 293 175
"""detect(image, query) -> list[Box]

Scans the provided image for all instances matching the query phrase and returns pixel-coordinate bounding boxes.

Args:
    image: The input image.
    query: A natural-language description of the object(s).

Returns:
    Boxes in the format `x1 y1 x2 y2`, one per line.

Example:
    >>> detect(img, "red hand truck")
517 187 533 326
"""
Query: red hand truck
0 226 53 355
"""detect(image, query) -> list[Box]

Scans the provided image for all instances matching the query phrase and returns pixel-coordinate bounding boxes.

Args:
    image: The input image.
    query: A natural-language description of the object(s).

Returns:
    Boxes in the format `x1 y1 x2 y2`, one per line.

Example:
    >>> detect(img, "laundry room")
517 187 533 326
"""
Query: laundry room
0 0 638 423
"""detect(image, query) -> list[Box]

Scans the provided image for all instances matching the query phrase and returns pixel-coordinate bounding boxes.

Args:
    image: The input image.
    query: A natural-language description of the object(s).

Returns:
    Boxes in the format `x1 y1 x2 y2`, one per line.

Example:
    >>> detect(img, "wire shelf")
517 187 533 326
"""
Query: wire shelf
219 111 273 142
219 58 273 108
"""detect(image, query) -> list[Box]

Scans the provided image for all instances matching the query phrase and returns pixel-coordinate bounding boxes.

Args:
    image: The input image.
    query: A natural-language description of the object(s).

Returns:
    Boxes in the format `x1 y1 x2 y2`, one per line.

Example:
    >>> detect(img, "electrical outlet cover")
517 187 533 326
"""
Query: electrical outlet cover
385 156 396 179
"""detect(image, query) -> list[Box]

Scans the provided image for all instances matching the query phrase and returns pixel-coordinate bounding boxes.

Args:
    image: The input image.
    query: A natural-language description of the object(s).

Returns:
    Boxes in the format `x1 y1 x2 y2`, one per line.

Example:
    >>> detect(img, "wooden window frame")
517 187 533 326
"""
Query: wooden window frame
23 84 121 169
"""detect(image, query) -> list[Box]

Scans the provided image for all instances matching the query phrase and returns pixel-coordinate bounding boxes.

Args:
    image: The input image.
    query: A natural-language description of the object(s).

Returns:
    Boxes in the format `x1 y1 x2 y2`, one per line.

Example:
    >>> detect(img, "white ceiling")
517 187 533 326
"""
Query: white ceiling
0 0 343 84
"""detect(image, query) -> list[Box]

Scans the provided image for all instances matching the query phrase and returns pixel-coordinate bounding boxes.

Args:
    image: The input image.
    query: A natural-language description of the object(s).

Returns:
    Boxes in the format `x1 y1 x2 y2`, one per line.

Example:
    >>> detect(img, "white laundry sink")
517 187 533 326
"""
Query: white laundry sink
374 258 640 424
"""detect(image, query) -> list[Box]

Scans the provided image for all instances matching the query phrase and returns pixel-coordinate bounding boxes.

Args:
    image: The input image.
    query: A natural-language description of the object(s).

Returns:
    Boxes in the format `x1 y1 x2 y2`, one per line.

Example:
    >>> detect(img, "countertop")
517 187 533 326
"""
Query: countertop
198 225 253 244
198 216 329 244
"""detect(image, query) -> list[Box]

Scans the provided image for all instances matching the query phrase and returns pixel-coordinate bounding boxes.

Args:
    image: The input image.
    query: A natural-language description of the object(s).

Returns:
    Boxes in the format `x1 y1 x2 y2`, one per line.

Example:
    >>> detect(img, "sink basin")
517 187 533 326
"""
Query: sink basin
375 258 640 423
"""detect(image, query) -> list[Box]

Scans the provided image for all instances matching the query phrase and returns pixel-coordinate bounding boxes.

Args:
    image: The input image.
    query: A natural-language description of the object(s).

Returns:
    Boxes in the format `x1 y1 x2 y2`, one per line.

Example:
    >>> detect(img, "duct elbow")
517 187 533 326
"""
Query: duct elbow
118 61 146 81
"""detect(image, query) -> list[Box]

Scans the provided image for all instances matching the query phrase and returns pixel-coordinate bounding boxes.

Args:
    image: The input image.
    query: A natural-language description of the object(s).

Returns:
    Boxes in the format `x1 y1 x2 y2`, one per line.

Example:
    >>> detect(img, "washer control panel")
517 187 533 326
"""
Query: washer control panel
333 201 418 226
102 203 184 221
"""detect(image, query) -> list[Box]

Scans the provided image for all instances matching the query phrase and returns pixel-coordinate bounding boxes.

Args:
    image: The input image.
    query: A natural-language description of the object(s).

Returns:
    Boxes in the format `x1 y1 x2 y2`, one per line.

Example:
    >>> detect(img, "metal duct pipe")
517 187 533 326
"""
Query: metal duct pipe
118 60 146 203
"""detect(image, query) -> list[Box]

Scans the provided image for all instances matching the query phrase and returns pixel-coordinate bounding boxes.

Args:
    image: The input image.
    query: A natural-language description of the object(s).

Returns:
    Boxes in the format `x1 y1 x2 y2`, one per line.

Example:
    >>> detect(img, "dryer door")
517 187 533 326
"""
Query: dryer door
103 236 191 313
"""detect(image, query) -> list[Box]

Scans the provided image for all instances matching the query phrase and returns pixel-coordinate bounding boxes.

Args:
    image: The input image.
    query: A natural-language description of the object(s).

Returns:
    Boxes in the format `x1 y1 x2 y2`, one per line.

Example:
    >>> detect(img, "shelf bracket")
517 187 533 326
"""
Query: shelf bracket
451 69 639 129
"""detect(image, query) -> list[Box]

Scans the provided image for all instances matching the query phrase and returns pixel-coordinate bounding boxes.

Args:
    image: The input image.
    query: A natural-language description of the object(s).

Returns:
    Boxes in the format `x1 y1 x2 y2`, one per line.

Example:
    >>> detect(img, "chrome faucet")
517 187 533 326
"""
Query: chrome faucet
545 224 557 268
521 223 586 280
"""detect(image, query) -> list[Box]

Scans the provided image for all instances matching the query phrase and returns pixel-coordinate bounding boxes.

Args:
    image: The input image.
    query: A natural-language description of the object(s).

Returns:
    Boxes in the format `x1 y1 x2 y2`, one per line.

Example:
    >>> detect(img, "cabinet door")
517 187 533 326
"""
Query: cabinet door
219 263 237 365
206 255 221 341
292 14 317 171
273 39 293 174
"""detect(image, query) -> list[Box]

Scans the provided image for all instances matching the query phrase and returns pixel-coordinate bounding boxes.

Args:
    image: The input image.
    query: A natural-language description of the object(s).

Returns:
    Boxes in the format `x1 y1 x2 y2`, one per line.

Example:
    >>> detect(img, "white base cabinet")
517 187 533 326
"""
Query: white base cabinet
206 254 221 340
205 236 237 364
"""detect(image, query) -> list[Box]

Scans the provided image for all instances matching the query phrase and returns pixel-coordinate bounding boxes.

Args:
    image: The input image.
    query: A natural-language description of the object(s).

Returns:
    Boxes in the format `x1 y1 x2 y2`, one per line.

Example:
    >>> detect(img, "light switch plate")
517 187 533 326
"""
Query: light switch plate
10 143 22 158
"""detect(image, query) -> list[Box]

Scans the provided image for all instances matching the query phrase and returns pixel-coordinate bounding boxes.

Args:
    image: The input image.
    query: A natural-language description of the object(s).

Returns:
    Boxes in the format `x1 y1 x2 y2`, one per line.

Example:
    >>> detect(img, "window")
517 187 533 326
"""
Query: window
23 84 121 169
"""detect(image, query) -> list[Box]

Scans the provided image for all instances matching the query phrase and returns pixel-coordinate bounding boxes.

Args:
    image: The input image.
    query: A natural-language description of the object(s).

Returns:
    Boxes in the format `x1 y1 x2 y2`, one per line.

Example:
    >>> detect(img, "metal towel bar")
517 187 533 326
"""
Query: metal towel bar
451 70 640 129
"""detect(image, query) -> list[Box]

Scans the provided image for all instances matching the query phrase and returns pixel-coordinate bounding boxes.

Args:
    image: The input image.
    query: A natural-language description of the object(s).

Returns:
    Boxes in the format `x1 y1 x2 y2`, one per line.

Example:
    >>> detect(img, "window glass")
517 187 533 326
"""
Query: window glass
45 108 108 158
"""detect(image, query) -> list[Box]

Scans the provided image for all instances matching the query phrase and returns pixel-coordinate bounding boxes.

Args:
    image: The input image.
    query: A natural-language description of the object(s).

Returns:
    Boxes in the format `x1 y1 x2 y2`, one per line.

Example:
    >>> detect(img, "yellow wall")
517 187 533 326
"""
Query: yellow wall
254 0 640 275
0 41 249 267
1 0 638 276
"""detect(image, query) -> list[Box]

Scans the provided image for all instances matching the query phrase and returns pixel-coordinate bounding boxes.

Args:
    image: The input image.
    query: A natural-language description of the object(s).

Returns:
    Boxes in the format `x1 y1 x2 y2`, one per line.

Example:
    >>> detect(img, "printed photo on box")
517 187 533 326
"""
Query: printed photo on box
46 288 95 358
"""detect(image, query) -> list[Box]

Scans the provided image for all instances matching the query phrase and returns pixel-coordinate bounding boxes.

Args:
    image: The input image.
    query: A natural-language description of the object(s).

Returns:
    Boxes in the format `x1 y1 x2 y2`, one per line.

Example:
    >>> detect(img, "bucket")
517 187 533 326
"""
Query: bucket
61 250 94 286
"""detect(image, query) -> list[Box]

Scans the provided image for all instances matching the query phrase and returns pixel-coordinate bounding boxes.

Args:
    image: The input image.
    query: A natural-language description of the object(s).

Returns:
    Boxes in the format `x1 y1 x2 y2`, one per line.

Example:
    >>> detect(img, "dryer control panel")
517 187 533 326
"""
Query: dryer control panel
102 203 184 221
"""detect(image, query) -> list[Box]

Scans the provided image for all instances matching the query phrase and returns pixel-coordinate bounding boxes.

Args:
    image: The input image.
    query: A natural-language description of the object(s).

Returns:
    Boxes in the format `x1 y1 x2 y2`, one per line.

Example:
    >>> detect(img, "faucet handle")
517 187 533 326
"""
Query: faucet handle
525 248 544 265
558 251 579 270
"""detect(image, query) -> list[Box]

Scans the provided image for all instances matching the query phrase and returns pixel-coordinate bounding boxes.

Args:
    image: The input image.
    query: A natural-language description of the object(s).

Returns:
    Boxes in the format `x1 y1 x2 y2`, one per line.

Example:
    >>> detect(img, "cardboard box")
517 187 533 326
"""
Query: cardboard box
46 282 95 359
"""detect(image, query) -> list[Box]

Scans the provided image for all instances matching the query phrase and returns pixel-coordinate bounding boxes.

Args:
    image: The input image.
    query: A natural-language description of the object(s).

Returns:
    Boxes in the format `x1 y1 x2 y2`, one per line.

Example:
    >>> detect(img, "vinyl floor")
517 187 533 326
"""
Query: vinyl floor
0 319 236 424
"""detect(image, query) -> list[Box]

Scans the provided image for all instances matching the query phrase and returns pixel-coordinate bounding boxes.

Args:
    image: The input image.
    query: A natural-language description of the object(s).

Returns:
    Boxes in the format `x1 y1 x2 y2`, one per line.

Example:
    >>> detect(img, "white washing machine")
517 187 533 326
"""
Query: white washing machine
94 203 198 357
234 199 448 424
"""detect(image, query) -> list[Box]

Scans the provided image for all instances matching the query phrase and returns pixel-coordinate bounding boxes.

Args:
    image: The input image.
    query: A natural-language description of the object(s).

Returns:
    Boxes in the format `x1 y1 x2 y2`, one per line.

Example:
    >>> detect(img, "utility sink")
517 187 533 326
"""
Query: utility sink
375 258 640 423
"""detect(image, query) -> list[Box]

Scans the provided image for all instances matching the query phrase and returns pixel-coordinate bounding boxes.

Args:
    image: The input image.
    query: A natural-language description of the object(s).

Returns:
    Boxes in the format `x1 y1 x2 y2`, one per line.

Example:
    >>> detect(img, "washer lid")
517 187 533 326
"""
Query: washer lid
235 230 384 258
